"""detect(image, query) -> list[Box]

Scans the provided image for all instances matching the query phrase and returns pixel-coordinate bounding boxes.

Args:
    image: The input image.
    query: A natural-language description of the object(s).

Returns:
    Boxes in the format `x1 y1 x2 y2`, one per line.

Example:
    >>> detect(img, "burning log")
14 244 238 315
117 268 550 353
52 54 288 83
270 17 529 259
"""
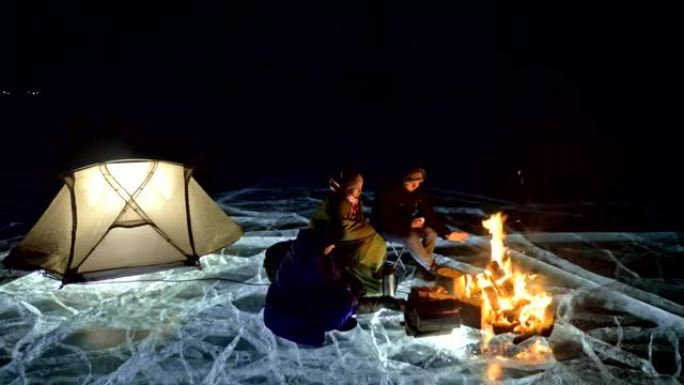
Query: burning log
495 279 515 298
482 286 500 311
485 260 504 280
436 267 482 306
493 321 515 334
461 275 482 300
430 213 555 348
502 299 530 323
512 320 554 344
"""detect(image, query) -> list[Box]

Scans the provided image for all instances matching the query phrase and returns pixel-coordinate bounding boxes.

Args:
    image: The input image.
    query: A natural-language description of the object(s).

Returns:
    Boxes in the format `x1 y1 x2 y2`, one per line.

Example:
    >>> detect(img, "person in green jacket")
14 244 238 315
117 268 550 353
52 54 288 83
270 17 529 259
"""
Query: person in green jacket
310 170 387 296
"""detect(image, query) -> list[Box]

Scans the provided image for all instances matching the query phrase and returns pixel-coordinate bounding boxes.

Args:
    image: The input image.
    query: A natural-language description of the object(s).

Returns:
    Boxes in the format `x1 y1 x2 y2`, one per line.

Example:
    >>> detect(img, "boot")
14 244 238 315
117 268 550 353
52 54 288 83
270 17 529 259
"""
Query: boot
335 316 358 331
414 265 437 281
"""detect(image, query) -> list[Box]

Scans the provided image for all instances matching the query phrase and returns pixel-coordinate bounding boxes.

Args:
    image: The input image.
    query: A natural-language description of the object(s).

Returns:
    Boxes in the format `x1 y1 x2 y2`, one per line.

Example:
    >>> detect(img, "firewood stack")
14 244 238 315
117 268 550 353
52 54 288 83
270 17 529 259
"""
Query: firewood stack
403 286 481 337
434 264 554 344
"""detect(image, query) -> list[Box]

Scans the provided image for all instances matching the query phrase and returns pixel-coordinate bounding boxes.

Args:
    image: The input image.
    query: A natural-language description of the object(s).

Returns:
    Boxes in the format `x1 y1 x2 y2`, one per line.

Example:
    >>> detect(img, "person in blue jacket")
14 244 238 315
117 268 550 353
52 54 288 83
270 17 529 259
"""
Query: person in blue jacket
263 228 361 346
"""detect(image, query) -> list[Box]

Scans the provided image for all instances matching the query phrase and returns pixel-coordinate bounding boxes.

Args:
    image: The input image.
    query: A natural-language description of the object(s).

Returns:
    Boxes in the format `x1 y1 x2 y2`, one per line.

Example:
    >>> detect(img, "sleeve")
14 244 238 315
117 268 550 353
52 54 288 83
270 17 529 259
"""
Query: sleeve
337 199 376 241
420 194 451 238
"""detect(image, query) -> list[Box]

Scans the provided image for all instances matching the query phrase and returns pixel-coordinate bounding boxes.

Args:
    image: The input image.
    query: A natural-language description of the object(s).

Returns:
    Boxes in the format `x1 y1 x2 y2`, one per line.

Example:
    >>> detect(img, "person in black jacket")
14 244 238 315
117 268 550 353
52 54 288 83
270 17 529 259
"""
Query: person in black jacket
371 168 469 277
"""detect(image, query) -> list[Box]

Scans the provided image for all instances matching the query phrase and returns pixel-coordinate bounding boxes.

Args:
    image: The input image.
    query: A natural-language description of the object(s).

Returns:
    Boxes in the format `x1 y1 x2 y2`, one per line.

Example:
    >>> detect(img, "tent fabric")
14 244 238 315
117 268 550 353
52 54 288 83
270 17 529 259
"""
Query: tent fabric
4 159 243 283
9 185 74 274
80 226 188 273
187 178 243 255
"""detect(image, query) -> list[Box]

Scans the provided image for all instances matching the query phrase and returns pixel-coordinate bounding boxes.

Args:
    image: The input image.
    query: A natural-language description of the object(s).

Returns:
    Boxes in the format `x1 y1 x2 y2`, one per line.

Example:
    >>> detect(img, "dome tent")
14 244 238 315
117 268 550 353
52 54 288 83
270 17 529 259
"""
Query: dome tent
3 159 243 284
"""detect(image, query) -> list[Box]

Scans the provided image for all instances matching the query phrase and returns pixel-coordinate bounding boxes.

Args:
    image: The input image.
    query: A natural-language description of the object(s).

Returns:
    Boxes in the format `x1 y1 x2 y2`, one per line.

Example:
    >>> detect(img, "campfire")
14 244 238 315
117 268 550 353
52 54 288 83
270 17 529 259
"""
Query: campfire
403 211 554 360
436 213 554 349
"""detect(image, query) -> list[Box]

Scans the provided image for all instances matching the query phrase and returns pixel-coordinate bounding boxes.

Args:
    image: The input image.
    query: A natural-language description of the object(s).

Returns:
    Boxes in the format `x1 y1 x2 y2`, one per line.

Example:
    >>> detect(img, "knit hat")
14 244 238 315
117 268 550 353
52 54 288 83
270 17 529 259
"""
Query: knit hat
342 172 363 190
403 168 426 182
329 170 364 192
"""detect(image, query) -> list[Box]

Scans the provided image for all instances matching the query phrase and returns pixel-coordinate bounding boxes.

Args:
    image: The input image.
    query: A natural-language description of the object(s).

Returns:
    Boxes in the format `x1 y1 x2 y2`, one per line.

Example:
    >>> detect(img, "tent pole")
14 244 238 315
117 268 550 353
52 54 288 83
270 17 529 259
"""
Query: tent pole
62 174 78 287
184 168 199 267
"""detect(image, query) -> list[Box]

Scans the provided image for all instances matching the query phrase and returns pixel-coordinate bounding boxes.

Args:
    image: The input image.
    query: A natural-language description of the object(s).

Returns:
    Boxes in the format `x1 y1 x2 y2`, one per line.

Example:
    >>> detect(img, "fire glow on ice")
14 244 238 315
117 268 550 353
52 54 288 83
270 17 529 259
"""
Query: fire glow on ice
1 187 683 384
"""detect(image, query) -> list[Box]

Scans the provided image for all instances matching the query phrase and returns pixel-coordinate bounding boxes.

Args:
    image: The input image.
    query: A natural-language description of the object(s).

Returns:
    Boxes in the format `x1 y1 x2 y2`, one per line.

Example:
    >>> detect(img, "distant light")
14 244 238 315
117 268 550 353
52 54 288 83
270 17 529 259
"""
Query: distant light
1 90 10 95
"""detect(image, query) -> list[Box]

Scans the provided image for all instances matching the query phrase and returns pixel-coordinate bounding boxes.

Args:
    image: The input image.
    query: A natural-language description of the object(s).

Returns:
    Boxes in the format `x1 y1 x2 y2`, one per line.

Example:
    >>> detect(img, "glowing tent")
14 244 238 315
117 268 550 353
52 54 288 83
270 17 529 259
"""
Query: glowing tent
3 159 243 283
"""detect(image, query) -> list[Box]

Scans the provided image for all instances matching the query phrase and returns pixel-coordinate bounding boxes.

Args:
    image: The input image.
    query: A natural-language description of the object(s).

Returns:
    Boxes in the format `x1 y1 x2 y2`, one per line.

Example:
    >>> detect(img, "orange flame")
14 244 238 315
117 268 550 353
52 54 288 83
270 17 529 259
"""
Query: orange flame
459 213 554 352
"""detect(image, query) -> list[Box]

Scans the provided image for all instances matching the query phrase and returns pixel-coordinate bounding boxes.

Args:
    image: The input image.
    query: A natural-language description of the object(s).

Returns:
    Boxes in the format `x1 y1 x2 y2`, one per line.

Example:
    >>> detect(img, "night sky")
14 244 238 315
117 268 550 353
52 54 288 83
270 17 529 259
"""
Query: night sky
1 1 681 226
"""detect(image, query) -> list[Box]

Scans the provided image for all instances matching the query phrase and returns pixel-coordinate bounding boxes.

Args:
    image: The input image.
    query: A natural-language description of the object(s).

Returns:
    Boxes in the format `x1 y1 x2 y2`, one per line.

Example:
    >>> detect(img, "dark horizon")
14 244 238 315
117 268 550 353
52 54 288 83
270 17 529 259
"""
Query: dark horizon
1 1 681 227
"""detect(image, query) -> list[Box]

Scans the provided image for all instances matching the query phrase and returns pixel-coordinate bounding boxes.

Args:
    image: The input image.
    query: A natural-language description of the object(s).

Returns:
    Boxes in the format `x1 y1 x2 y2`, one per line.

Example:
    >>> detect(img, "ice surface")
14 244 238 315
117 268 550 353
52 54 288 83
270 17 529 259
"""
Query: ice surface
1 187 682 384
